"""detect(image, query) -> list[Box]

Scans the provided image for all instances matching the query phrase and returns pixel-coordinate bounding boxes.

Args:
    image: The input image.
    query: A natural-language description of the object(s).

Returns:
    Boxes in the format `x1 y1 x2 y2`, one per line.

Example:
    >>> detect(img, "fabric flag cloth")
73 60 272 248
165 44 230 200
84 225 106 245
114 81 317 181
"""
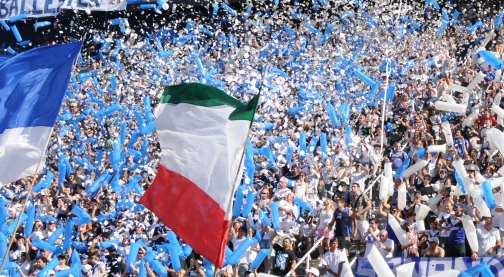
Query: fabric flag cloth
0 42 82 186
140 83 258 267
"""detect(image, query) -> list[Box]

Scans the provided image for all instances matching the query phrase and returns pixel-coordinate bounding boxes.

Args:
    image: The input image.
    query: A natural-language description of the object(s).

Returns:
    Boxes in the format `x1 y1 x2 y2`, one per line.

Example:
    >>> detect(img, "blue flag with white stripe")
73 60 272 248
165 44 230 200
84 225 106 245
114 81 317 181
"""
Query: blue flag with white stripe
0 42 82 186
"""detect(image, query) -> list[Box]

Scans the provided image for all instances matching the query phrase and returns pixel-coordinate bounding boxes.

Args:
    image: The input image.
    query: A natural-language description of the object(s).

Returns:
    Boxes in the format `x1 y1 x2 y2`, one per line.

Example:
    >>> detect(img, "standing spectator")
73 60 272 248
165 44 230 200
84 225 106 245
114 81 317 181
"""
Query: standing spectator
293 172 309 200
316 199 334 265
105 247 123 277
401 222 419 257
331 198 352 256
322 238 348 277
445 203 466 257
473 215 502 260
349 162 369 190
362 219 380 257
229 224 251 277
320 159 337 198
272 236 297 277
349 183 372 256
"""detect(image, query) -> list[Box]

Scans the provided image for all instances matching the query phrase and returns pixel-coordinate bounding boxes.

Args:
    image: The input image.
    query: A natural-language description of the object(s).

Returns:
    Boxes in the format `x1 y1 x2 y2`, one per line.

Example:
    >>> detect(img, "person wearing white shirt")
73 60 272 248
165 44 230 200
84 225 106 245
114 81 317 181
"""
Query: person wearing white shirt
473 215 502 260
229 226 251 277
43 220 62 245
349 162 369 192
322 238 348 277
373 230 394 258
362 219 380 257
272 177 291 202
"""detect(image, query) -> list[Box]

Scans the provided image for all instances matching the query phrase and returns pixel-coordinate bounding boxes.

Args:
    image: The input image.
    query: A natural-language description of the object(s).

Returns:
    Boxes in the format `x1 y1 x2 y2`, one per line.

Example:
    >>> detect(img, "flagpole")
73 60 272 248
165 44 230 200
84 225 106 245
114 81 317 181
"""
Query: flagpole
0 158 43 274
0 40 85 274
228 65 266 213
218 66 267 274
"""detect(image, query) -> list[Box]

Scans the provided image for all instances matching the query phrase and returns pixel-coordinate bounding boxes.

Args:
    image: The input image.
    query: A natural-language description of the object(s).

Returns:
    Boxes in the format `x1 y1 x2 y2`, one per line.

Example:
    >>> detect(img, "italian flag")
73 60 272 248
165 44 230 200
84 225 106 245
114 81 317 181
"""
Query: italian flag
140 83 259 267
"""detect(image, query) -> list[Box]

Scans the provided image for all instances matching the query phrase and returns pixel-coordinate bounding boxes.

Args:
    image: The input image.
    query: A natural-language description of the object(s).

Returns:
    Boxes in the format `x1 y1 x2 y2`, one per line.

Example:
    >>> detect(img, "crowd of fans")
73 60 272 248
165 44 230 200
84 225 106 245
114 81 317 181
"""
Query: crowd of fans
2 0 504 276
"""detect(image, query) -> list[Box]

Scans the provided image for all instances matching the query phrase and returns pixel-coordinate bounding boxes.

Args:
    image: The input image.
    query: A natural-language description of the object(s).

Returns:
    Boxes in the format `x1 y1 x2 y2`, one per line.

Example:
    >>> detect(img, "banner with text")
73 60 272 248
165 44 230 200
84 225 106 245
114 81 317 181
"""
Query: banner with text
0 0 60 20
0 0 126 20
60 0 126 12
355 257 504 277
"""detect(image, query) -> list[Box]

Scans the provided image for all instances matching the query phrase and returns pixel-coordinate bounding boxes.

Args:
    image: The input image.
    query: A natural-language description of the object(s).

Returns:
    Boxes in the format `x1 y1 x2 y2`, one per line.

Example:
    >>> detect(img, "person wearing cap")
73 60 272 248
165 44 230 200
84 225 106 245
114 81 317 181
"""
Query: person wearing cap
53 255 70 273
272 177 290 202
105 246 122 276
80 254 92 277
7 207 17 224
131 224 148 245
423 237 445 257
466 164 478 184
433 169 448 188
444 203 466 257
473 215 502 261
43 220 62 245
439 155 455 175
305 268 319 277
322 238 348 277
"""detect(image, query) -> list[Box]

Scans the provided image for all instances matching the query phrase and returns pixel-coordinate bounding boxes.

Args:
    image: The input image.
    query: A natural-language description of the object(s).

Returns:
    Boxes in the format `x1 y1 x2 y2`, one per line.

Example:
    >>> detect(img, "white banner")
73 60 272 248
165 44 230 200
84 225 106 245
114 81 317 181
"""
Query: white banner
60 0 127 11
355 257 504 277
0 0 126 20
0 0 61 20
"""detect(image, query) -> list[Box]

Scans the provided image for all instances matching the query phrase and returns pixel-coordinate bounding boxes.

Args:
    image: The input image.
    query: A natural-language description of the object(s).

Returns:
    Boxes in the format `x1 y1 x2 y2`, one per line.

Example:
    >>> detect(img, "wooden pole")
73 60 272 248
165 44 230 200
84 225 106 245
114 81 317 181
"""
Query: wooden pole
0 158 43 274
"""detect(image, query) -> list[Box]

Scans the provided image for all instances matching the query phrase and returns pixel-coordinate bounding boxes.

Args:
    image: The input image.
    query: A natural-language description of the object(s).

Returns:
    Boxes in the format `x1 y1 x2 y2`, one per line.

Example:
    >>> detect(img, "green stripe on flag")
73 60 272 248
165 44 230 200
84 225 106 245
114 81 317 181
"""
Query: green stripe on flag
161 83 258 122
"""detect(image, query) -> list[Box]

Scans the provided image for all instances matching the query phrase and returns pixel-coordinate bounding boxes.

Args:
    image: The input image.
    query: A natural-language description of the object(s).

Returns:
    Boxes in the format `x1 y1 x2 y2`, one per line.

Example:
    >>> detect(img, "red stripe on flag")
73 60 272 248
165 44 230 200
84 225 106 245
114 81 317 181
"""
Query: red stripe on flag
139 165 229 267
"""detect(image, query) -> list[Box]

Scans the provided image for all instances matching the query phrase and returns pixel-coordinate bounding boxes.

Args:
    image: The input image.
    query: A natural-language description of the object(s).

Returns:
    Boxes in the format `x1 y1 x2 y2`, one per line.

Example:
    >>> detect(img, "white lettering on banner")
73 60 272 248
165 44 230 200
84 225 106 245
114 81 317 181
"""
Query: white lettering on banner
355 257 504 277
0 0 125 19
0 0 61 20
60 0 126 11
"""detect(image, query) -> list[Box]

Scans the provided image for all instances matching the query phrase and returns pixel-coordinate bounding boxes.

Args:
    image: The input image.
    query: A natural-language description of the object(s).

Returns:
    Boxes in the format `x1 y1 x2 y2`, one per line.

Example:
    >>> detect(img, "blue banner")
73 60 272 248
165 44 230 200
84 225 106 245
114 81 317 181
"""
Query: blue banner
355 257 504 277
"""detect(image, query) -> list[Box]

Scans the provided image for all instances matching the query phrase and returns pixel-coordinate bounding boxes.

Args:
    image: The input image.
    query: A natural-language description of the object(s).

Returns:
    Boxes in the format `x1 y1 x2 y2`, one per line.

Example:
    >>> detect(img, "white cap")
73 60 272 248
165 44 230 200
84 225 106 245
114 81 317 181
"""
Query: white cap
306 268 320 276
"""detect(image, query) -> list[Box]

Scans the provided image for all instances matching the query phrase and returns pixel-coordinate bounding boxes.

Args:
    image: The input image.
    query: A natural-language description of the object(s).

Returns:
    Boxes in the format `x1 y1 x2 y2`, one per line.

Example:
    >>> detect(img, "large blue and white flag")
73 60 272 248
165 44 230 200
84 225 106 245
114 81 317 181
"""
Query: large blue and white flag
0 42 82 186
